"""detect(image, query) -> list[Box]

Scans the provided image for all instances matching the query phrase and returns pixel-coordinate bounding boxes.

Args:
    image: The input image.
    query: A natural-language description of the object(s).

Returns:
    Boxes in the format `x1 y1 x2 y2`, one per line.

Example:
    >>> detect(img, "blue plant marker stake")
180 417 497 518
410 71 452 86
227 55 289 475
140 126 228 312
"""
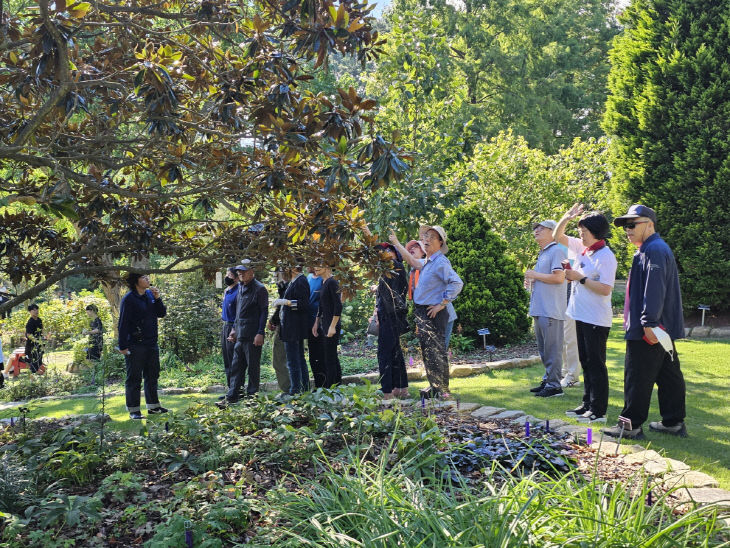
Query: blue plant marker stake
165 421 169 433
420 392 425 410
586 428 593 445
10 417 14 427
525 421 530 439
456 396 460 410
647 490 653 506
185 520 193 547
545 419 549 433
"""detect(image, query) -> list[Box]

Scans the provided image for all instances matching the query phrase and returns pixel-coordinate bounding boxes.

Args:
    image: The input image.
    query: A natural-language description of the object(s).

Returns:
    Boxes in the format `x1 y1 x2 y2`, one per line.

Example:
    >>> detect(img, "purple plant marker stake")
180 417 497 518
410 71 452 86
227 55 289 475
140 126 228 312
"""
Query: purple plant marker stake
184 521 193 547
525 421 530 438
586 428 593 445
545 419 549 433
421 392 425 410
409 355 413 366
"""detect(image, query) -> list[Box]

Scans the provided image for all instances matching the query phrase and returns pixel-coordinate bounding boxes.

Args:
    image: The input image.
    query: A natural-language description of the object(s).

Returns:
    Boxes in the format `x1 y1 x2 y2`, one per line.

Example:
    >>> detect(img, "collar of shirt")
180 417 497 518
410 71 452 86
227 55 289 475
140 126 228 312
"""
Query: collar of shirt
639 232 660 252
424 250 444 265
539 241 558 254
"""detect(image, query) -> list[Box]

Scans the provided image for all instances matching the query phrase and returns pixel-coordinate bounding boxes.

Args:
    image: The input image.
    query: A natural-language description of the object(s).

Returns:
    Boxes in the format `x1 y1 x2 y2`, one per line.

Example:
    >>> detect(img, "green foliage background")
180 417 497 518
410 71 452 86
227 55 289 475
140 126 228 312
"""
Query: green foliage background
443 205 530 343
603 0 730 310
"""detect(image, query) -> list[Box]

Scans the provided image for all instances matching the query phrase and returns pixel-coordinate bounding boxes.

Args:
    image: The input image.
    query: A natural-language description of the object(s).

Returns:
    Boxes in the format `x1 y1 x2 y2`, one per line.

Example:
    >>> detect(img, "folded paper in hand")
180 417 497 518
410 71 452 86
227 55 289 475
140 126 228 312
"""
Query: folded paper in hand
650 327 674 361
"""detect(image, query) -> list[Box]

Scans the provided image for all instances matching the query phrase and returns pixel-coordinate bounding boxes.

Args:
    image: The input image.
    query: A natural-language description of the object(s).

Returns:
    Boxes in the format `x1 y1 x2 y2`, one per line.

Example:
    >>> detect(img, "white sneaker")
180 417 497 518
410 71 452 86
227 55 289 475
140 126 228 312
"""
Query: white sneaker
560 377 579 388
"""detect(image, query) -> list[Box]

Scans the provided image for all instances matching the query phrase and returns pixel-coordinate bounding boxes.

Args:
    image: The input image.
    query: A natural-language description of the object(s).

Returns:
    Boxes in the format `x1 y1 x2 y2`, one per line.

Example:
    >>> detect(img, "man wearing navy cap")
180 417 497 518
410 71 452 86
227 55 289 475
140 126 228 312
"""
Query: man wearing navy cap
604 205 687 439
219 260 269 407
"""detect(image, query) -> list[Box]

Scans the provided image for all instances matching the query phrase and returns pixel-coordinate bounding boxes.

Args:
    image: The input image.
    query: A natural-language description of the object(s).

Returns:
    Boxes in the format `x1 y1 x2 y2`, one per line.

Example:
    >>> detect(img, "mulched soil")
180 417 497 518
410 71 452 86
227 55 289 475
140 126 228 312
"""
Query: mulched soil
340 338 539 366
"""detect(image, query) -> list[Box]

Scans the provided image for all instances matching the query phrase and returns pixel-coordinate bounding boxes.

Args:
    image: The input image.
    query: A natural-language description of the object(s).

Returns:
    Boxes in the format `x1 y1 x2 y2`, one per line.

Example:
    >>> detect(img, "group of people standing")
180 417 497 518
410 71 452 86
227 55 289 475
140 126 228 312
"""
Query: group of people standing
526 203 687 439
216 260 343 408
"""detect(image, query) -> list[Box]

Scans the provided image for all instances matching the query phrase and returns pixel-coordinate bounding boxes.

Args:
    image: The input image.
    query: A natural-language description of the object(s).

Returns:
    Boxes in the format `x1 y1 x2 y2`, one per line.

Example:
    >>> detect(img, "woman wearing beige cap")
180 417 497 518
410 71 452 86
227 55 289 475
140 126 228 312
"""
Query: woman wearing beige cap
390 225 463 398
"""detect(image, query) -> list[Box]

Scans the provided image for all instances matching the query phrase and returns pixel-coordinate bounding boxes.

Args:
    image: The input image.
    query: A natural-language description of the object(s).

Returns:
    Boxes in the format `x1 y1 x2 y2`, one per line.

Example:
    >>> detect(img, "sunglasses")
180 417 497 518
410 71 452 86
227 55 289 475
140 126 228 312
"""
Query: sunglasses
623 220 649 230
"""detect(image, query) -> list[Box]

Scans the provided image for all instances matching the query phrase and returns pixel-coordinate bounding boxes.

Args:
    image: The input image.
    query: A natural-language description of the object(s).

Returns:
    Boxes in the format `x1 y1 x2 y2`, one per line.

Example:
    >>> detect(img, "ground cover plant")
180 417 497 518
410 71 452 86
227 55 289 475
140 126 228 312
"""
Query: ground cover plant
0 385 728 546
411 319 730 489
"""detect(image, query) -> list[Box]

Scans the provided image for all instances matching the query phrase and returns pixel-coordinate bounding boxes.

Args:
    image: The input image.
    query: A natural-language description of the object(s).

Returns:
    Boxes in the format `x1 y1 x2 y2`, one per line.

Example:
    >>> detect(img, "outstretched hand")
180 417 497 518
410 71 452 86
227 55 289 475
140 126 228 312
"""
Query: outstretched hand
567 202 584 220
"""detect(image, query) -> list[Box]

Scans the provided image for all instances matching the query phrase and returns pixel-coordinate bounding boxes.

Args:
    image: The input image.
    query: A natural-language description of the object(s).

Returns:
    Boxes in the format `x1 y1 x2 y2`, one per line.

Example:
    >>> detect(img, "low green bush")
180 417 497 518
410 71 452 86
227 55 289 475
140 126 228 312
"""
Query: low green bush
0 370 86 402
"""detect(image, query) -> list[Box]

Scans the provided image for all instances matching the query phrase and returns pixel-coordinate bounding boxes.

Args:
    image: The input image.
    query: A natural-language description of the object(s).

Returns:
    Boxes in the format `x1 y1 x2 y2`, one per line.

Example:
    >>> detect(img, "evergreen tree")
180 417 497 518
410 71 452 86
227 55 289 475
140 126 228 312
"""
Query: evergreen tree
603 0 730 310
442 205 530 344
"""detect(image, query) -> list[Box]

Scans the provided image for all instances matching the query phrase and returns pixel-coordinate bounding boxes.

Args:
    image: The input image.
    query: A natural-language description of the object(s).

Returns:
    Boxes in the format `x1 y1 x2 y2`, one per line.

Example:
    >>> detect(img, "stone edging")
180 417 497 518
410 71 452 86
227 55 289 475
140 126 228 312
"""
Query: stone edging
685 326 730 339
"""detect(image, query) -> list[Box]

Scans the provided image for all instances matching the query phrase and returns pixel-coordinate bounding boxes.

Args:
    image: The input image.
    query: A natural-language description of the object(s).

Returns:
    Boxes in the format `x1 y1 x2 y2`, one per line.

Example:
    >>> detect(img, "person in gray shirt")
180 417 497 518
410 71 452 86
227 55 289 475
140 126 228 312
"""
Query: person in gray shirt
524 220 567 398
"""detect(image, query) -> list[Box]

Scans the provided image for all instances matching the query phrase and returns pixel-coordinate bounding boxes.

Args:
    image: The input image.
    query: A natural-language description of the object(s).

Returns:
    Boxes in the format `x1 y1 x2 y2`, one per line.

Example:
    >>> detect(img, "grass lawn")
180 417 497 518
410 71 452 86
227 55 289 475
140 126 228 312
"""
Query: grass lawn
412 318 730 489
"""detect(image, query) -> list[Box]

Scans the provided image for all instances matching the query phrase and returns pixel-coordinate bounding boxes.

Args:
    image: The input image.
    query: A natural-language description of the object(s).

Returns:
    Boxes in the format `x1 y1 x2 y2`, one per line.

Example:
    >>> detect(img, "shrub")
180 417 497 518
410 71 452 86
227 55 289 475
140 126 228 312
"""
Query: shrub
442 205 531 344
0 370 86 402
156 271 220 363
340 286 375 338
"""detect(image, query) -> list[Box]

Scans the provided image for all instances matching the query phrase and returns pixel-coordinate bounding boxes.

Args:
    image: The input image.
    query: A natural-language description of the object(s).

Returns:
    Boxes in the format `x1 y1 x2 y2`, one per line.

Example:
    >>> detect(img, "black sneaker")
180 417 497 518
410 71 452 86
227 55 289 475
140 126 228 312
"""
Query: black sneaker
565 405 589 417
603 423 645 440
649 421 688 437
530 381 547 393
216 398 238 409
217 395 226 401
535 387 564 398
419 387 441 399
576 411 607 423
147 407 168 415
129 411 143 420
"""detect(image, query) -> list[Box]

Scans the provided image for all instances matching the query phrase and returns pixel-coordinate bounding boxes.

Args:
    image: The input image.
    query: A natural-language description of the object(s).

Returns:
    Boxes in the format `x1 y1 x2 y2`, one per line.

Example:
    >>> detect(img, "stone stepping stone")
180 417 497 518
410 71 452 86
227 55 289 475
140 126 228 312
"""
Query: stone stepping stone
590 440 621 455
660 470 719 489
450 365 476 377
623 449 663 465
454 402 481 413
642 457 690 476
511 415 539 425
675 487 730 509
555 424 587 436
470 406 506 419
490 409 526 420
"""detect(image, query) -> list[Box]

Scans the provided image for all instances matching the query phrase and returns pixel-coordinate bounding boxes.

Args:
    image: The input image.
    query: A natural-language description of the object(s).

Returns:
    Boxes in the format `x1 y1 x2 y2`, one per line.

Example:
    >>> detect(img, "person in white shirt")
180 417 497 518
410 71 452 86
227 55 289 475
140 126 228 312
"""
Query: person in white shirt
554 203 617 423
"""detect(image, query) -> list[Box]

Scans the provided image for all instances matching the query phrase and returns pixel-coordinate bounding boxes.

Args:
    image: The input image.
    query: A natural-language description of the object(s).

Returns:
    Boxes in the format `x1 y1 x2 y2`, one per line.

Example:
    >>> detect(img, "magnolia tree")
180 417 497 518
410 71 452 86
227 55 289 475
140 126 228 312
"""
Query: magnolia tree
0 0 409 314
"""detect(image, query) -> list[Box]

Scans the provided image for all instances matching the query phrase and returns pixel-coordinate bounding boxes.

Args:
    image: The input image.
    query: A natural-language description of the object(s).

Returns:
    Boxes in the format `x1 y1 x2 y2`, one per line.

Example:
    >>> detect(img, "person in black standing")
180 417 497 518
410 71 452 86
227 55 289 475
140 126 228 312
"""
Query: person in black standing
24 304 44 373
84 304 103 361
312 265 343 388
118 273 167 420
372 243 409 399
218 260 269 407
219 267 239 398
275 262 311 395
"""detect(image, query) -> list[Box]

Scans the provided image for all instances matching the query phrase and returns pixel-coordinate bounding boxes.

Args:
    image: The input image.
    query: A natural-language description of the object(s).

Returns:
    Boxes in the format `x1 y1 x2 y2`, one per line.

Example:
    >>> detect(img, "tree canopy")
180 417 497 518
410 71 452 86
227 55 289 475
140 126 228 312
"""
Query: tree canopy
603 0 730 310
0 0 409 312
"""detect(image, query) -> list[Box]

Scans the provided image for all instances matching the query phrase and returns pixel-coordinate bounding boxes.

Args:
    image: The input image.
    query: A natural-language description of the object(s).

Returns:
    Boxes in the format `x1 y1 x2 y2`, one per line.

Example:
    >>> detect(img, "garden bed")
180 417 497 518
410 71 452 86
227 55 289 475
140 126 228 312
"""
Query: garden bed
1 387 726 546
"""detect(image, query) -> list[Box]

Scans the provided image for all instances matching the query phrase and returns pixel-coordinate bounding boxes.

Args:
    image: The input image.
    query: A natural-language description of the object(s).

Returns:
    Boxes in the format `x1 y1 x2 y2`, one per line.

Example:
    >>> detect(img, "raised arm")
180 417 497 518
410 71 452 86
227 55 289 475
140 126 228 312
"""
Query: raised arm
553 203 584 247
389 231 423 270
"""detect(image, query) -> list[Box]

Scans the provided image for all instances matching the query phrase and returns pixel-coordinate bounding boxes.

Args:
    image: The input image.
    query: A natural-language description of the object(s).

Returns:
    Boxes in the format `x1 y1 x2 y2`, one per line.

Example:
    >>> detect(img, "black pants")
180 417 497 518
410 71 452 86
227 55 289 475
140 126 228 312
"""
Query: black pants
620 338 686 428
227 338 263 400
125 344 161 412
414 305 449 392
220 322 235 388
575 321 610 416
25 341 43 373
308 334 326 388
377 317 408 394
321 334 342 387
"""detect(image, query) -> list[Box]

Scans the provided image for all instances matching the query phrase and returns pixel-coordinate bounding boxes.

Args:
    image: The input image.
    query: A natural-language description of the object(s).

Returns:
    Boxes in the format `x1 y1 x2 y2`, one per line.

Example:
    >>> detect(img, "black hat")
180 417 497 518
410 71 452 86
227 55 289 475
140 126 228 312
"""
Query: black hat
578 212 611 240
613 204 657 227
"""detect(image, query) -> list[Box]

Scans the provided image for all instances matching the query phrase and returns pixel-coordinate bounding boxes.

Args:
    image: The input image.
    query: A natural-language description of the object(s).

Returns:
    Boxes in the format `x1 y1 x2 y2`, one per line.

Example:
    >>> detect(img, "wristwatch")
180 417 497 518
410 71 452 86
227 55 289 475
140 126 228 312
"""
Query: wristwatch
579 277 587 285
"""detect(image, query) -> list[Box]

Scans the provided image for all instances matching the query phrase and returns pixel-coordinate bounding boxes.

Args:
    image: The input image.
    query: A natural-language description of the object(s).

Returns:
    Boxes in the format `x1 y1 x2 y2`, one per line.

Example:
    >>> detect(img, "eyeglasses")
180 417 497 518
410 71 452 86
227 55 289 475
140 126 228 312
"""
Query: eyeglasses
623 220 649 230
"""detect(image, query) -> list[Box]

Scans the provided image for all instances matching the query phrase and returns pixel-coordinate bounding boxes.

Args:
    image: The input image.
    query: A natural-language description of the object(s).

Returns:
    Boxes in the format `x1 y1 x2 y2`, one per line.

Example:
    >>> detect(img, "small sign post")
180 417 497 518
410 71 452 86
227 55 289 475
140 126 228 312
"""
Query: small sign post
698 304 710 327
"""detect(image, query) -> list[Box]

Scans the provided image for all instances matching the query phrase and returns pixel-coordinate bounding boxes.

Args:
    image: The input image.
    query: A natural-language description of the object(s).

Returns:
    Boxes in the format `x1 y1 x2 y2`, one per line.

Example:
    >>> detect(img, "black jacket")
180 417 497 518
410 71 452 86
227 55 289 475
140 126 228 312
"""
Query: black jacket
118 290 167 350
234 278 269 339
376 261 409 334
279 274 311 342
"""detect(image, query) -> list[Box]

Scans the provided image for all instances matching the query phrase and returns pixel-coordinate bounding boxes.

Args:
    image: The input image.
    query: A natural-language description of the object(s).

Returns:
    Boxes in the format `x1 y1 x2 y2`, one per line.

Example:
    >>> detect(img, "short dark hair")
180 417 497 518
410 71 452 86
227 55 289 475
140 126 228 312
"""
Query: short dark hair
578 212 612 241
27 303 39 312
86 304 99 313
126 272 144 290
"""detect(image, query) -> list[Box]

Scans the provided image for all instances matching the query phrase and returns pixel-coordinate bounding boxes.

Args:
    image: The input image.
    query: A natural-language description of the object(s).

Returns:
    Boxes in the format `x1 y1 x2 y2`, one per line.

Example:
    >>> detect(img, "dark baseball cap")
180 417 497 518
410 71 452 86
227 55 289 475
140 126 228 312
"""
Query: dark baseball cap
613 204 657 227
233 259 252 272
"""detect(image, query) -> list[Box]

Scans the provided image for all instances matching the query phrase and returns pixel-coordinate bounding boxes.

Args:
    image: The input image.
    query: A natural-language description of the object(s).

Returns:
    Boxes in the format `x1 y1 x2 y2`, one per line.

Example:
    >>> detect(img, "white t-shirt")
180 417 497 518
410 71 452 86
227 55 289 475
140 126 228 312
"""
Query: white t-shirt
565 236 617 328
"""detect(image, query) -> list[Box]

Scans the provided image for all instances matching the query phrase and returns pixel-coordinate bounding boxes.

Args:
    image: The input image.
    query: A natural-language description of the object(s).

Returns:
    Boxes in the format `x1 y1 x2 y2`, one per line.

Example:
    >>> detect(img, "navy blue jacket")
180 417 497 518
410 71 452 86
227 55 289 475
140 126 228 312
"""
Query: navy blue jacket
625 233 684 341
233 279 269 339
118 289 167 350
